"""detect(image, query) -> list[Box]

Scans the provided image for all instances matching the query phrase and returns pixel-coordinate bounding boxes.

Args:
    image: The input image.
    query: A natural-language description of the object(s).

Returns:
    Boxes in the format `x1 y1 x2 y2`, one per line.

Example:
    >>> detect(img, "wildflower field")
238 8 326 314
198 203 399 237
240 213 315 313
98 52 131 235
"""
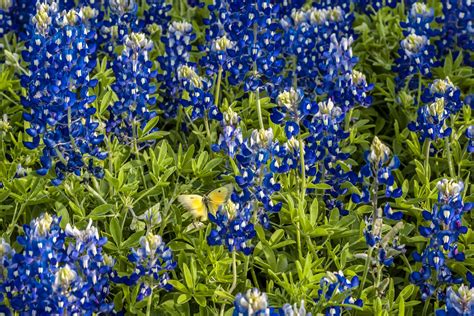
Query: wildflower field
0 0 473 314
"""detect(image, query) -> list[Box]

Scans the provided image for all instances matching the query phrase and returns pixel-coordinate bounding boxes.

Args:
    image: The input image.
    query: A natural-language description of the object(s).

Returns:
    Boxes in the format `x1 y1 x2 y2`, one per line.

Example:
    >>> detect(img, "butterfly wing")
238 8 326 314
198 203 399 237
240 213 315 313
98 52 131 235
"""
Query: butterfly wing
177 195 208 220
206 184 234 214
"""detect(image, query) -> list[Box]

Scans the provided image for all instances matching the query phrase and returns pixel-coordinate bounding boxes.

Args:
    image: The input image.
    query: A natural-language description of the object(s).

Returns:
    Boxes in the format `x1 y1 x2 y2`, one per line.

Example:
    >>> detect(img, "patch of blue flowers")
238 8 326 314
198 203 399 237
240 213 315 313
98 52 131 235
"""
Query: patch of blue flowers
0 214 114 314
21 4 107 185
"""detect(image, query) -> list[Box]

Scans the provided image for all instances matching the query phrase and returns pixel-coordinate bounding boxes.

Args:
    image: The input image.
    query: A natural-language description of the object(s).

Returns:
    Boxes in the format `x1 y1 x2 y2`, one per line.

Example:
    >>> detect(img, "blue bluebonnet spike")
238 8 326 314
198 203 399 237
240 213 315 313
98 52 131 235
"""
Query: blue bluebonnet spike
0 214 114 314
411 179 472 301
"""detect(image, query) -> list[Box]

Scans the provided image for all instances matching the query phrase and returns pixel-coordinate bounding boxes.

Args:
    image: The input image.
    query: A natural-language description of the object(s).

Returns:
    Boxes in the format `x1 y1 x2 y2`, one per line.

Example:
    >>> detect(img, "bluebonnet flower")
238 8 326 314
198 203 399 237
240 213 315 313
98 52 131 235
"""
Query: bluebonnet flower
107 32 158 144
436 0 473 66
0 0 13 38
353 136 402 201
107 0 139 46
316 271 363 316
0 238 13 279
116 232 175 301
281 300 311 316
13 164 27 178
408 97 452 141
436 285 474 316
214 125 281 231
271 137 302 174
157 21 196 118
78 6 104 43
306 98 348 163
212 108 243 158
199 32 237 78
272 9 369 221
233 288 280 316
10 0 36 39
352 138 405 268
401 3 438 37
79 0 106 10
410 179 473 301
142 0 171 30
309 5 353 39
421 77 464 115
202 0 284 91
333 70 374 111
0 213 114 314
319 35 359 97
21 5 107 185
466 126 474 153
63 220 114 313
214 129 286 228
207 197 256 255
363 219 405 267
0 239 12 312
130 203 163 232
177 64 221 121
304 99 354 216
276 8 314 92
275 6 354 97
271 88 317 139
235 128 282 217
394 33 439 87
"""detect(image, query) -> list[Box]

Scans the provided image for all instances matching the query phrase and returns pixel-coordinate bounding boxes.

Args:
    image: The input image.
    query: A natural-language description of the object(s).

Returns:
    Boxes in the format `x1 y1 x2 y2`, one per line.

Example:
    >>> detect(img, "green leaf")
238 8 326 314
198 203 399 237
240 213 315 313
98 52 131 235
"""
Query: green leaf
269 229 285 245
183 263 194 289
194 295 207 307
88 204 114 220
167 280 188 293
398 296 405 316
121 231 144 249
109 218 122 246
177 294 191 304
307 183 332 190
396 284 415 302
142 116 160 135
138 131 169 142
310 198 319 225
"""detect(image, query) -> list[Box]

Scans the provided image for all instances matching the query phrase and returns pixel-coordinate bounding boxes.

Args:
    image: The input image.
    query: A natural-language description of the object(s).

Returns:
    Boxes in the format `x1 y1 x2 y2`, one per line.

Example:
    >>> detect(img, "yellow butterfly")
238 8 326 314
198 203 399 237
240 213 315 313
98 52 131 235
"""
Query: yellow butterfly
177 184 234 221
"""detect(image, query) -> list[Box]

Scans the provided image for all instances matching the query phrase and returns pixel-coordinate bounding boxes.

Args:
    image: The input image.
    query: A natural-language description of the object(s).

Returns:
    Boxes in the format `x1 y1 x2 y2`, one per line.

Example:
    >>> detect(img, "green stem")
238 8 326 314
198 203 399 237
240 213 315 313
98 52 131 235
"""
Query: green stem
133 122 151 201
299 137 306 202
204 115 212 147
306 235 318 258
345 108 353 131
214 66 223 107
360 246 374 294
296 222 303 261
375 263 383 294
85 184 107 204
255 88 264 130
228 251 238 294
7 203 25 237
250 268 259 287
176 106 183 133
105 136 114 197
54 147 68 166
221 251 238 316
0 134 5 160
445 138 455 178
424 139 431 191
422 297 430 316
146 289 153 316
